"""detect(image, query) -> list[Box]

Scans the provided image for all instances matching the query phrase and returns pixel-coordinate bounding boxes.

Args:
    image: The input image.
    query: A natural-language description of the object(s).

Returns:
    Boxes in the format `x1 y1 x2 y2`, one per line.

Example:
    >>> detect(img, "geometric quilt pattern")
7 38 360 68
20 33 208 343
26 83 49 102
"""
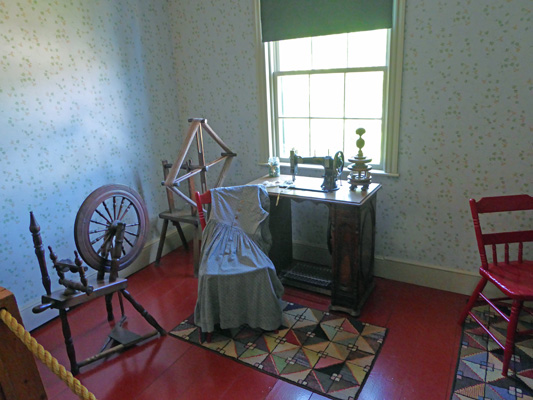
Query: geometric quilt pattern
170 302 387 400
452 303 533 400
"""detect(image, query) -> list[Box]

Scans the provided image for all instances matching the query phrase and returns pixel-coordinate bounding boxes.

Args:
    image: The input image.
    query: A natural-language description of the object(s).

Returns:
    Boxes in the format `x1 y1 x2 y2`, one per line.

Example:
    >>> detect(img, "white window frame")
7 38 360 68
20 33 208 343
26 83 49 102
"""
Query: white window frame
255 0 405 176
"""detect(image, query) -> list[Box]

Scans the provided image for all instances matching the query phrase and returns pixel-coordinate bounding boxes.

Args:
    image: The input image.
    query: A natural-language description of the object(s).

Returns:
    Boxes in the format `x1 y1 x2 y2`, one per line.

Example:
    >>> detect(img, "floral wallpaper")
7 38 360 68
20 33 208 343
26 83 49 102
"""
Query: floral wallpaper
168 0 265 187
379 0 532 269
1 0 532 327
166 0 533 272
0 1 183 309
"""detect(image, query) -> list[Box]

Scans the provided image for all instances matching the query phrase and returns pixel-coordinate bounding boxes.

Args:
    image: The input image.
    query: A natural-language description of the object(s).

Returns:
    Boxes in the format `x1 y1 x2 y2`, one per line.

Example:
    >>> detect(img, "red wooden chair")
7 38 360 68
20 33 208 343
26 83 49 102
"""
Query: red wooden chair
194 189 211 342
195 190 211 230
459 194 533 376
195 190 283 343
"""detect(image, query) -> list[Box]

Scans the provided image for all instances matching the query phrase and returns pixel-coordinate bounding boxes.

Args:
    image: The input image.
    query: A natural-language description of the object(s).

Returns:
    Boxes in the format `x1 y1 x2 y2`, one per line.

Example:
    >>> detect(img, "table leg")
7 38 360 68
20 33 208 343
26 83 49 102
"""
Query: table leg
268 196 292 274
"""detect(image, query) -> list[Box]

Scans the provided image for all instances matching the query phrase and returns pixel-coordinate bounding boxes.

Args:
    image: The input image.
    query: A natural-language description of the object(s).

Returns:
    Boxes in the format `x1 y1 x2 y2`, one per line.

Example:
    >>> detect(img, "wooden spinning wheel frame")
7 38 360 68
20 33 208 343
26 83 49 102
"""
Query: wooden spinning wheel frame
31 185 165 377
74 184 149 272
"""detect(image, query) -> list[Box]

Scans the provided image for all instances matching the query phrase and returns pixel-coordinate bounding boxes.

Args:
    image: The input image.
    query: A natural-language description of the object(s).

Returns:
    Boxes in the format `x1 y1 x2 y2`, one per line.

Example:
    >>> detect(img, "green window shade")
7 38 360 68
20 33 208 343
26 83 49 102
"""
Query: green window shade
260 0 393 42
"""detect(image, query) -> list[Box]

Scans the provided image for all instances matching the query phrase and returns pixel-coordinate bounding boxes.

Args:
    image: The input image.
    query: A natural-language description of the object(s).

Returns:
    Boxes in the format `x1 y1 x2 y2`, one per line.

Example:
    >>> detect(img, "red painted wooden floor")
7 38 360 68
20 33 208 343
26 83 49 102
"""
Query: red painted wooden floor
32 246 468 399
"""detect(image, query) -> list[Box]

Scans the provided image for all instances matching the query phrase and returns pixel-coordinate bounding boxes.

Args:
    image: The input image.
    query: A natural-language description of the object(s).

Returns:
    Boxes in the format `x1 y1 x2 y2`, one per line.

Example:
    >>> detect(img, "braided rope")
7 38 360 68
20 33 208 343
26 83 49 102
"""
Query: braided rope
0 308 97 400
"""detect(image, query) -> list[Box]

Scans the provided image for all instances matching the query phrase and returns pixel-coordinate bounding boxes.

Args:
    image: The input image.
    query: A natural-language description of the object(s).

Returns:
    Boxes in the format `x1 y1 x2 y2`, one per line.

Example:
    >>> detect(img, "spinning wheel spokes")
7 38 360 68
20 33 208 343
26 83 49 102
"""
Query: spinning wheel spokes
75 185 149 273
91 197 136 256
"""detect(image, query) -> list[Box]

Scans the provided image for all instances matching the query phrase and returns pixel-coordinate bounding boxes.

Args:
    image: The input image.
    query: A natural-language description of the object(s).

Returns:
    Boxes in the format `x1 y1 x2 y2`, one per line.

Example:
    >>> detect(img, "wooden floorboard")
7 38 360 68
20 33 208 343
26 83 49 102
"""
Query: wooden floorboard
32 245 467 400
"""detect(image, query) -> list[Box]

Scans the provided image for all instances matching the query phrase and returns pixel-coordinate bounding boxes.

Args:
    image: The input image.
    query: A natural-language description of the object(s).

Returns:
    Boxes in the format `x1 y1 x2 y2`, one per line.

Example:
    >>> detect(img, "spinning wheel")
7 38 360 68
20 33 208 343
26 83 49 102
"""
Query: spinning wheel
31 185 164 376
74 184 149 272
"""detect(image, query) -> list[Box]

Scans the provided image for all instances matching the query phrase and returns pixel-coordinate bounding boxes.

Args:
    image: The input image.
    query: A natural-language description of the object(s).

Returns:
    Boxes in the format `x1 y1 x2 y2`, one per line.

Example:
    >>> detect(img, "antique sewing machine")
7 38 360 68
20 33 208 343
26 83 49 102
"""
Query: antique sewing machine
289 150 345 192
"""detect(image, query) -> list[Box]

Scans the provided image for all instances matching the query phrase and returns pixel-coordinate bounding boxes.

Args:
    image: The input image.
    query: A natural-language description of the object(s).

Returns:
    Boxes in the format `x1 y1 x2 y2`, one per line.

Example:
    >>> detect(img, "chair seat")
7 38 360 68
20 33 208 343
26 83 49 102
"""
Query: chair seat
156 210 200 271
481 260 533 299
195 267 284 332
158 210 199 226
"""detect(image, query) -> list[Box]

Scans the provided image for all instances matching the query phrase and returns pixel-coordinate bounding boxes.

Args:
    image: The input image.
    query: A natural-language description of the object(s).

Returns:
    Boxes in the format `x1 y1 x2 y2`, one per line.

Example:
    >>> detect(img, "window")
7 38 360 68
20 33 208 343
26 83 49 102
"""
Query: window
258 0 405 174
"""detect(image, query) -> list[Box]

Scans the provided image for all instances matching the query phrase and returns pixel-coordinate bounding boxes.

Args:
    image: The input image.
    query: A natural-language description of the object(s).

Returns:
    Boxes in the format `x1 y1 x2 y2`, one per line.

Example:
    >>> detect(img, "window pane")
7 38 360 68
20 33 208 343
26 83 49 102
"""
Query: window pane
311 34 347 70
310 119 344 157
345 72 383 119
344 120 382 165
278 75 309 117
347 29 388 68
279 118 309 158
310 73 344 118
278 37 312 71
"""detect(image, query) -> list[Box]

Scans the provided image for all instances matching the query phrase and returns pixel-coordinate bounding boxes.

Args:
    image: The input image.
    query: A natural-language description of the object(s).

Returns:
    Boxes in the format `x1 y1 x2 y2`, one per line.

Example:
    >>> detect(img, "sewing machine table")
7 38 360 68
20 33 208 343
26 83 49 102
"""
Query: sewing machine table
248 175 381 317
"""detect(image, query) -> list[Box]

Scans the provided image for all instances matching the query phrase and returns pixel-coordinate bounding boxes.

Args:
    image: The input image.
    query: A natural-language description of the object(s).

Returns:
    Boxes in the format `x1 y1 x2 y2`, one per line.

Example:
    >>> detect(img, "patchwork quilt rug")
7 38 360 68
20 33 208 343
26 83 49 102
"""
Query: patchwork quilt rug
170 302 387 400
452 303 533 399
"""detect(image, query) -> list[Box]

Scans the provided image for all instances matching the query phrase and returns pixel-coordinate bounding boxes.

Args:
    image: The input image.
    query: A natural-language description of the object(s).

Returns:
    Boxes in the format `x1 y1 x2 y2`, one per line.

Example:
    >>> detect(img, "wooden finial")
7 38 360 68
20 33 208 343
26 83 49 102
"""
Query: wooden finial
48 246 64 280
29 212 51 296
74 251 88 288
347 128 373 191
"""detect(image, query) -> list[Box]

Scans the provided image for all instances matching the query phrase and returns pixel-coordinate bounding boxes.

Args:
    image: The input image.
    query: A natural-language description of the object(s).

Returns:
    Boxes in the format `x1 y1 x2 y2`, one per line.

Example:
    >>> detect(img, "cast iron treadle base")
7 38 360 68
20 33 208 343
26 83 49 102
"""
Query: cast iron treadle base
280 260 332 295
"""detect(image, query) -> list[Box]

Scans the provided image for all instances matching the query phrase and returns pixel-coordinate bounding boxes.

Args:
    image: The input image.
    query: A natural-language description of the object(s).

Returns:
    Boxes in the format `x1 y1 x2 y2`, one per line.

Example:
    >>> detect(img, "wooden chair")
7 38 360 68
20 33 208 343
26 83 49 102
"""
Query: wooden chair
458 194 533 376
156 160 200 272
195 190 212 230
194 186 284 343
194 189 212 342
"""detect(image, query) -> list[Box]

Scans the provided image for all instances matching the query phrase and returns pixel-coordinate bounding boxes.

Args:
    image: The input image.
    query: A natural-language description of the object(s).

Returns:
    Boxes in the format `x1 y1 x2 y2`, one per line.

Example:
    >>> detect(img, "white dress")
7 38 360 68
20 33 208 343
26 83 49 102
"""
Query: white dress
194 184 284 332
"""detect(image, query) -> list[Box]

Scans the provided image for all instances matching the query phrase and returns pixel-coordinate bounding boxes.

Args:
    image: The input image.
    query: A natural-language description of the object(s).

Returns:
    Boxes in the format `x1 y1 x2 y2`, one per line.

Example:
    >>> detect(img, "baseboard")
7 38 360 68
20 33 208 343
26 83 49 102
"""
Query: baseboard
374 256 501 298
22 225 195 332
293 242 500 298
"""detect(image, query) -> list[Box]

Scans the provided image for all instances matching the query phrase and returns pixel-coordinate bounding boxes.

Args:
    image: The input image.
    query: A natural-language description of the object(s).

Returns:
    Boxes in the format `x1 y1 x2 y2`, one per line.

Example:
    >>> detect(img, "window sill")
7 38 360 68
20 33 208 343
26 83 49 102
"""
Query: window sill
257 162 399 178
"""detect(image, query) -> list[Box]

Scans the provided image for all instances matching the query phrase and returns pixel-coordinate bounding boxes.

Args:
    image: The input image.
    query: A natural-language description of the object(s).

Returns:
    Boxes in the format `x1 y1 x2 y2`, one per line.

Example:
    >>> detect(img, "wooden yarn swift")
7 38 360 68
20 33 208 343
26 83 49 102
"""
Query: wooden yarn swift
163 118 236 208
159 118 236 275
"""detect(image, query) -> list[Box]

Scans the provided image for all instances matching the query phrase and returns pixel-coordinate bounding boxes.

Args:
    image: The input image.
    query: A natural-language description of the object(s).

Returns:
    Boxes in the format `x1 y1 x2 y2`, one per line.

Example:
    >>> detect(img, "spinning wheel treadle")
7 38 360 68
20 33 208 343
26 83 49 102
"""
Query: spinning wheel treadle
74 184 149 272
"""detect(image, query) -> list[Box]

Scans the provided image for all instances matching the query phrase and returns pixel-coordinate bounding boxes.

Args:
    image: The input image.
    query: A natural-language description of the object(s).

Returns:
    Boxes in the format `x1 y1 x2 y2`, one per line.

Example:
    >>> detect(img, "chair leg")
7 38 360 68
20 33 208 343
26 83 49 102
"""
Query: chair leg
155 219 169 266
458 277 488 325
173 221 189 251
502 300 523 376
193 225 201 278
199 329 212 344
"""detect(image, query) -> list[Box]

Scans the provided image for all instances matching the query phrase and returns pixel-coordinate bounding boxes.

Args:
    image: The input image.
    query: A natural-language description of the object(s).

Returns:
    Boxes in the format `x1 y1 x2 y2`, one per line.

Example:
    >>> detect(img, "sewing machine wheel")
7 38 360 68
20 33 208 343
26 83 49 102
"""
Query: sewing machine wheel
334 151 344 175
74 184 149 272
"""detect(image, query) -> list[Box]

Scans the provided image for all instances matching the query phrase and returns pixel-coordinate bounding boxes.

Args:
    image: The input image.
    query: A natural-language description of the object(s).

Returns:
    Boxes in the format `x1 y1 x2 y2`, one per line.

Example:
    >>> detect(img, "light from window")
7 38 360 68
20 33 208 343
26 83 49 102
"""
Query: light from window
269 29 390 169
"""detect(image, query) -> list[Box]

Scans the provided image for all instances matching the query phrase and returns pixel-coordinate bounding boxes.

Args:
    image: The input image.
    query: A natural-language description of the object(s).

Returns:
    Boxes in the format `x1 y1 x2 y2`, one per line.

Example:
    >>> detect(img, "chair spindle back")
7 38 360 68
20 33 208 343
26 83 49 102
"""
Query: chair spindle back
195 190 212 231
469 194 533 269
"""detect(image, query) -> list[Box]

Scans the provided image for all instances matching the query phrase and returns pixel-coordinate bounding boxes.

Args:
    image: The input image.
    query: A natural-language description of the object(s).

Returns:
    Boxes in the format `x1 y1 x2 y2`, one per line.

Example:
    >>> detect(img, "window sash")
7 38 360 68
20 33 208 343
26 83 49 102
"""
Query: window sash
254 0 405 176
270 45 388 170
